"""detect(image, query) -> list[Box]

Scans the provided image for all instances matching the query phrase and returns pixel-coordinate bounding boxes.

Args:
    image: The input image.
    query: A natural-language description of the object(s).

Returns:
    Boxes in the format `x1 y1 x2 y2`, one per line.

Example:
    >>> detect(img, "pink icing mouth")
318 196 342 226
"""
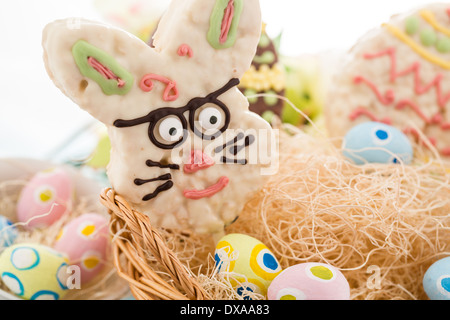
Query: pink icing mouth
183 176 230 200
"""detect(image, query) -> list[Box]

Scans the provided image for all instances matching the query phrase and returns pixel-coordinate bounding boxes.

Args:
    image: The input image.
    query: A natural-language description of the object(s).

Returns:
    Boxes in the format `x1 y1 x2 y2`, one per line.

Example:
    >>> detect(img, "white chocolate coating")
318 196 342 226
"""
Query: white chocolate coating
326 3 450 157
42 0 276 235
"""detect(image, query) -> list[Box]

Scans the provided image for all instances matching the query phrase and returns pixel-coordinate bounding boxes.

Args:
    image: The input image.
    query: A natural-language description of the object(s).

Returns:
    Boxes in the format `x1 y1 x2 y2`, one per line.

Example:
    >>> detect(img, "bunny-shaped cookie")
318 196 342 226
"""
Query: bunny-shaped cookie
43 0 277 235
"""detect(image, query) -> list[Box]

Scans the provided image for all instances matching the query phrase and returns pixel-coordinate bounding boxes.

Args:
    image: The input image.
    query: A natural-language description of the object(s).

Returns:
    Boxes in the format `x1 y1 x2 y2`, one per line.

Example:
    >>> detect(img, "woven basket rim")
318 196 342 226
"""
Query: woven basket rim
100 188 211 300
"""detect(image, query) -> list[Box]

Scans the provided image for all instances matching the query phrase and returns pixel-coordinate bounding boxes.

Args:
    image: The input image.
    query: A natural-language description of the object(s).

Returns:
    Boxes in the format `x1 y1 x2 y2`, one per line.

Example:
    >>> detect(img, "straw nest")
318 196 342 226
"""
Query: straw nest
98 121 450 300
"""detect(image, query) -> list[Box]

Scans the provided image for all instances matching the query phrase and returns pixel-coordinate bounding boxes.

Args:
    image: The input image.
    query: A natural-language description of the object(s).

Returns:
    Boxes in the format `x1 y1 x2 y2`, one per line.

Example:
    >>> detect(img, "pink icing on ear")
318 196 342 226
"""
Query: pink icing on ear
177 44 194 58
88 57 126 88
220 0 235 44
140 74 179 101
183 176 230 200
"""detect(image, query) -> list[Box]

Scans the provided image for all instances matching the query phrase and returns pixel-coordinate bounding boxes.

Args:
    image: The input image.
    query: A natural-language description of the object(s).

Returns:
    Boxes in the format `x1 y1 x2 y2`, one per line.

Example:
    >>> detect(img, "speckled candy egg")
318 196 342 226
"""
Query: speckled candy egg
423 257 450 300
342 122 413 165
0 216 18 250
215 234 282 299
0 243 69 300
267 263 350 300
54 213 109 284
17 168 73 229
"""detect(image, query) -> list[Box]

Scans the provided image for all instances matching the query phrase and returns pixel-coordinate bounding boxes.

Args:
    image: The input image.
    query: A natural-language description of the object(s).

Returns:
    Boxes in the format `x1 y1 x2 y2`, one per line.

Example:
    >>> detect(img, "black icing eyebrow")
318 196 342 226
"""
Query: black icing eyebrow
113 78 240 129
114 113 153 128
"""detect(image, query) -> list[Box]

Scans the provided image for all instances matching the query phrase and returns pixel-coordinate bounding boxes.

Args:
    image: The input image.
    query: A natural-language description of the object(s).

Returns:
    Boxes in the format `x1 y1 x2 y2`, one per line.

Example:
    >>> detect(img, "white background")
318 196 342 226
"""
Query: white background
0 0 435 160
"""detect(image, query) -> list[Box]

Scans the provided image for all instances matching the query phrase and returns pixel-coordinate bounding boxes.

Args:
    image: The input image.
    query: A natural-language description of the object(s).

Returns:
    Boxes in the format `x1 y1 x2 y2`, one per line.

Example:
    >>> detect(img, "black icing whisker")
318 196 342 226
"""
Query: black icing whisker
142 181 174 201
229 135 256 156
221 157 248 165
146 160 180 170
134 173 172 186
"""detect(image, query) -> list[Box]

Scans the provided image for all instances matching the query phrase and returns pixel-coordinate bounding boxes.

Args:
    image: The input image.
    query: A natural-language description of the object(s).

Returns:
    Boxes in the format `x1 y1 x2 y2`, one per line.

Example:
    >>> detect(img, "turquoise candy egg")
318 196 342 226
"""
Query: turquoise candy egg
423 257 450 300
342 122 413 165
0 216 18 250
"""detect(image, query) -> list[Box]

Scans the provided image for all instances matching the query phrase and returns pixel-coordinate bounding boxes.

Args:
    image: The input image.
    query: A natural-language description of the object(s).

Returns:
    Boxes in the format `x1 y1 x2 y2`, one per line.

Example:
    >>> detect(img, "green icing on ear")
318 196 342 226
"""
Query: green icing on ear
207 0 244 50
72 40 134 96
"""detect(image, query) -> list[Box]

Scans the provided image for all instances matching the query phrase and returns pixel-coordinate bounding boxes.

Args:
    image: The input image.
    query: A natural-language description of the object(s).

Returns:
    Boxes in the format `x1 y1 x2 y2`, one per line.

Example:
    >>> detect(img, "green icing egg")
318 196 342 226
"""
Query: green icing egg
262 110 275 124
436 37 450 53
420 29 437 47
405 17 420 35
259 34 271 48
244 89 258 104
253 51 276 65
263 91 279 106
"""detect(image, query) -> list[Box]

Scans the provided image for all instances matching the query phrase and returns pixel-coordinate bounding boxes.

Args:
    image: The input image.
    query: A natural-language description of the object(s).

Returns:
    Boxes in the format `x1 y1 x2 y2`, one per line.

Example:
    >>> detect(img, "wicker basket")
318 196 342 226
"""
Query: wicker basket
100 188 211 300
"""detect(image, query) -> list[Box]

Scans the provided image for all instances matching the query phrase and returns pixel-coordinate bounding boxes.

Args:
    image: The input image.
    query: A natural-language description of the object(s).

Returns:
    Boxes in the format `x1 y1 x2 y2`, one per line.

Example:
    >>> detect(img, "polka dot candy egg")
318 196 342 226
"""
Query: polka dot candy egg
267 263 350 300
342 121 413 165
215 233 282 299
16 168 73 229
423 257 450 300
0 243 69 300
54 213 110 285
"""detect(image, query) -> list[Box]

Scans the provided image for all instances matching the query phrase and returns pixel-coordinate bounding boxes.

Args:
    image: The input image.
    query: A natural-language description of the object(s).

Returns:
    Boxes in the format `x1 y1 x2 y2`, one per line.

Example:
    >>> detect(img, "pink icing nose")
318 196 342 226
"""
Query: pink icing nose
184 150 215 174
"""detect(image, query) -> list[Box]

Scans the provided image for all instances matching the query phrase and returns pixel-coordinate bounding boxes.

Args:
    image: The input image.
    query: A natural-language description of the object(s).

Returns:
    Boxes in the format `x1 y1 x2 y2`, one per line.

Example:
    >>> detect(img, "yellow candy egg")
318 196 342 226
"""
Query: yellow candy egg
215 233 282 299
0 244 70 300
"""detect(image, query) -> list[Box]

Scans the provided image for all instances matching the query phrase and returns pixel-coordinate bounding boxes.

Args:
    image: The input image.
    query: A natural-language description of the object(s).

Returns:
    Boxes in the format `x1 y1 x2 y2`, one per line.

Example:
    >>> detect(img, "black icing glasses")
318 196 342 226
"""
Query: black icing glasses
114 78 239 150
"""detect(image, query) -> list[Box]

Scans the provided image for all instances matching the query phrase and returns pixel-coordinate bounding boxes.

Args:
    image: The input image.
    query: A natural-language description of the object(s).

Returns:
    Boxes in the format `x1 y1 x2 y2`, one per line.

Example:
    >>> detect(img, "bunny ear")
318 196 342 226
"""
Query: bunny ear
43 19 150 125
152 0 262 81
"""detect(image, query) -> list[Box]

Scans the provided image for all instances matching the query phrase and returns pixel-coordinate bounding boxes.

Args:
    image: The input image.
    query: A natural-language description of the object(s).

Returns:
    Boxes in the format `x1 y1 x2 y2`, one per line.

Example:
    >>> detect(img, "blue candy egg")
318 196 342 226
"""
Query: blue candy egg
0 216 18 250
423 257 450 300
342 122 413 165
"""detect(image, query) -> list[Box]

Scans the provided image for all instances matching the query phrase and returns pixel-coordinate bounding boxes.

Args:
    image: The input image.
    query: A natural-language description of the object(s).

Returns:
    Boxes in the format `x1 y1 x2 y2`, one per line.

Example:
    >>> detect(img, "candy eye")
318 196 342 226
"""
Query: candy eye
158 117 184 143
371 126 392 146
437 275 450 297
250 244 282 281
198 107 223 131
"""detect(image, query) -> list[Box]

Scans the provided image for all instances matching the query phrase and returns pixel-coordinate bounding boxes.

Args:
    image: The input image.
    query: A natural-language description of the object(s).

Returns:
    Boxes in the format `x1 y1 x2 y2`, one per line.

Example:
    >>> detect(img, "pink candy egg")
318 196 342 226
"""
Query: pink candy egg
17 168 73 229
54 213 110 284
267 263 351 300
